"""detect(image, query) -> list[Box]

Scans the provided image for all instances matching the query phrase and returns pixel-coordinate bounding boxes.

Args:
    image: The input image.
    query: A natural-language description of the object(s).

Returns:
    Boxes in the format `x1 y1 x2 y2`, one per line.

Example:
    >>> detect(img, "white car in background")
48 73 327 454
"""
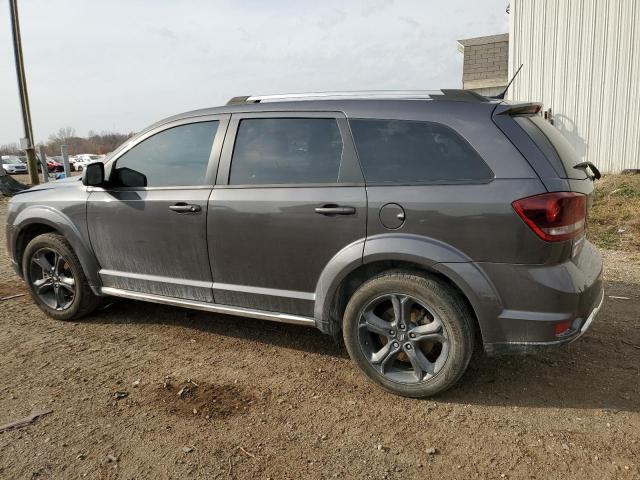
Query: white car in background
73 154 105 172
1 155 28 174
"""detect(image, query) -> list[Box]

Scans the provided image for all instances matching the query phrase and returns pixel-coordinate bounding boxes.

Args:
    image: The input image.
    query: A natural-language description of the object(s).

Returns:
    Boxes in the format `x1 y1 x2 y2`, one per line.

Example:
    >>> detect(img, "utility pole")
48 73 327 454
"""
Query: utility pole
9 0 39 185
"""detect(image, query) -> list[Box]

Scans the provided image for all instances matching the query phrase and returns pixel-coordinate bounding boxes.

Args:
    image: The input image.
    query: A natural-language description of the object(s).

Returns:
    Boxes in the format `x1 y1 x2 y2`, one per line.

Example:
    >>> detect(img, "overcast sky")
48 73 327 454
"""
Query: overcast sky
0 0 508 146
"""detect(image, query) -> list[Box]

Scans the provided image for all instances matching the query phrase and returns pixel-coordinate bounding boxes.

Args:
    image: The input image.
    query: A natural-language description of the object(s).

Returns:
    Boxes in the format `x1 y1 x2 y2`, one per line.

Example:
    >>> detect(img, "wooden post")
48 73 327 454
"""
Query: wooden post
9 0 39 185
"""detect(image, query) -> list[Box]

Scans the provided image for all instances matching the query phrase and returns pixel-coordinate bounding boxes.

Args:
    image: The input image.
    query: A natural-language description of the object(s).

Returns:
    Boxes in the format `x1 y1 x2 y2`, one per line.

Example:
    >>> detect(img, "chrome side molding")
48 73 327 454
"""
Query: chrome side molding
99 287 317 327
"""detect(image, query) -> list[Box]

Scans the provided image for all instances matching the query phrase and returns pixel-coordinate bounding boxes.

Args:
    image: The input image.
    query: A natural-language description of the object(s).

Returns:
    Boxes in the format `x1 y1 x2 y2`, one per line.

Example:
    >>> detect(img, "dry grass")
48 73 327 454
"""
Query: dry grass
589 173 640 252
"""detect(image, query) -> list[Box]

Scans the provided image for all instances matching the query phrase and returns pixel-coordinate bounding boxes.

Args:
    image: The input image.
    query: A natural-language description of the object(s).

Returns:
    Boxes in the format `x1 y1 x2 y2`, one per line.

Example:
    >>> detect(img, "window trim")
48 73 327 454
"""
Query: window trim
348 117 495 186
102 114 230 191
215 112 364 188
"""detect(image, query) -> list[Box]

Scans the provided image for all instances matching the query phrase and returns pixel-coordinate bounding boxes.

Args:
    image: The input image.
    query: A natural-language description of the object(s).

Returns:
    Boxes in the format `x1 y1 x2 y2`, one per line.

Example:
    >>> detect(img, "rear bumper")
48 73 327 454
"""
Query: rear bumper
484 287 604 355
475 241 604 354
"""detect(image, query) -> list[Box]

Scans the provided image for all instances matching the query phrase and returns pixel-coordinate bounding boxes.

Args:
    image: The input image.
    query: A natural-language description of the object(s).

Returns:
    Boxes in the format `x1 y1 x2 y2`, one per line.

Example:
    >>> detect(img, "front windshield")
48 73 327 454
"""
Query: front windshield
2 156 22 164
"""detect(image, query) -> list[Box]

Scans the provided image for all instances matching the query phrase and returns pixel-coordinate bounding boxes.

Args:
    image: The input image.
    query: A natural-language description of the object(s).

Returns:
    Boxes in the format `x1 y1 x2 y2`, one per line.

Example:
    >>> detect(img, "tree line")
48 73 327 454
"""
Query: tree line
0 127 135 157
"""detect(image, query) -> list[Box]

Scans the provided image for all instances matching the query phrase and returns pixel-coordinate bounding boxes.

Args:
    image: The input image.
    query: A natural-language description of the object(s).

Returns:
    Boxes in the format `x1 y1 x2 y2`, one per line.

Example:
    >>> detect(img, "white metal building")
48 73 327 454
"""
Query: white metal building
508 0 640 172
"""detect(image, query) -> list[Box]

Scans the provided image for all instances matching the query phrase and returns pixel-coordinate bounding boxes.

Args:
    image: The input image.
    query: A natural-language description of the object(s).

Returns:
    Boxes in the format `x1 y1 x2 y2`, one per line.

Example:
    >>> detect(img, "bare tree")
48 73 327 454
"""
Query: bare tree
43 128 134 156
48 126 76 143
0 143 21 155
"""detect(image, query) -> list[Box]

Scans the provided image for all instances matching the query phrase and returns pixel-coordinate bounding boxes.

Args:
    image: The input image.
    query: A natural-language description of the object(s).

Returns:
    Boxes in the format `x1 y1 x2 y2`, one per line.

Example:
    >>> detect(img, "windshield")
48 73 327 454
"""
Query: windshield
2 156 22 164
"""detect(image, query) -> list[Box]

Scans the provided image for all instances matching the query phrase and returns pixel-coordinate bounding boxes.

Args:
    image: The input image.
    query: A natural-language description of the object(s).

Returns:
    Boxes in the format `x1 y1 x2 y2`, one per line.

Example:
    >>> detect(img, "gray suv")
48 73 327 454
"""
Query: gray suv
5 90 604 397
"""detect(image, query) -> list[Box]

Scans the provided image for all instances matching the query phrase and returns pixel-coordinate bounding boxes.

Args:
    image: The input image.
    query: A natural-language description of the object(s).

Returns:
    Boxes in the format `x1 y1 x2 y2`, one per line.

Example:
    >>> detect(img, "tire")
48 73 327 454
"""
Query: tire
343 271 475 398
77 165 83 172
22 233 101 321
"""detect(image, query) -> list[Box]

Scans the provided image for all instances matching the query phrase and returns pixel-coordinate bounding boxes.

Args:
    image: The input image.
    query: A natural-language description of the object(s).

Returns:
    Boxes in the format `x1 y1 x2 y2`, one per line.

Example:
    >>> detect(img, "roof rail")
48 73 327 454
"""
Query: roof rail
226 90 442 105
226 89 492 105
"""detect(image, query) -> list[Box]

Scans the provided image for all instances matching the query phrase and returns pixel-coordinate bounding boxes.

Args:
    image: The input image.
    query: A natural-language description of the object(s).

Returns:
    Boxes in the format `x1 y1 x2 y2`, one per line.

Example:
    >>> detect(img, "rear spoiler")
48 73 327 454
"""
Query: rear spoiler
494 102 542 116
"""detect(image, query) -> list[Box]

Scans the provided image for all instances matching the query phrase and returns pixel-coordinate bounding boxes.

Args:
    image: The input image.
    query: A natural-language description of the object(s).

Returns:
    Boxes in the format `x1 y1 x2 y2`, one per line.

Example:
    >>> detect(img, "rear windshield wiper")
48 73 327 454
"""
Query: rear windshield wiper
573 161 601 180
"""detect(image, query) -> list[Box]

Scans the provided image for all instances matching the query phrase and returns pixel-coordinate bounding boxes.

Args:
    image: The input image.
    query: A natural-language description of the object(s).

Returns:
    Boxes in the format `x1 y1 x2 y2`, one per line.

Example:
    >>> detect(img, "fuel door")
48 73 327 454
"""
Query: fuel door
379 203 406 230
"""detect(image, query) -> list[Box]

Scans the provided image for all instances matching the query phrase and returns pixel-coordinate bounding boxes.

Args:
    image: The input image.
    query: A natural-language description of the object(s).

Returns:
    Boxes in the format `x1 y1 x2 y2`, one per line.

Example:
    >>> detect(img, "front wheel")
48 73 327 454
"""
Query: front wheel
343 271 475 398
22 233 101 321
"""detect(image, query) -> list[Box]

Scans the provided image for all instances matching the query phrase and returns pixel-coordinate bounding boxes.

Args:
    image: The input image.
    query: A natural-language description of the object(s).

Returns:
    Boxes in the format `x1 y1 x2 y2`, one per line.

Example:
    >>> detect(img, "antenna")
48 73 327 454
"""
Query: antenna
492 63 523 100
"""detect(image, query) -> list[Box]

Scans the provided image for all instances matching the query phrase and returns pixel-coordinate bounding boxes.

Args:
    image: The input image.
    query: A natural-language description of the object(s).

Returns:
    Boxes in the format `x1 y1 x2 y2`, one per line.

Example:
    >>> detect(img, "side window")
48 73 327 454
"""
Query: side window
349 119 493 184
113 121 218 187
229 118 343 185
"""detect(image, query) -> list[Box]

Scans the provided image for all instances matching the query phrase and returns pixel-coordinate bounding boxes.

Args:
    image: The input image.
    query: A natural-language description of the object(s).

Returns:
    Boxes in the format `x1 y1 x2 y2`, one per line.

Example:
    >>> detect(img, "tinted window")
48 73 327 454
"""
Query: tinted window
514 115 587 179
229 118 342 185
349 119 493 184
113 121 218 187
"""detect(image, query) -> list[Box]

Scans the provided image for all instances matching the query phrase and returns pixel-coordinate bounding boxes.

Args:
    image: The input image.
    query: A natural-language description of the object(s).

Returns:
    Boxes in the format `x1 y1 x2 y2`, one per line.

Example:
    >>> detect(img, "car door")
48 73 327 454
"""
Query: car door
87 115 229 302
208 112 367 316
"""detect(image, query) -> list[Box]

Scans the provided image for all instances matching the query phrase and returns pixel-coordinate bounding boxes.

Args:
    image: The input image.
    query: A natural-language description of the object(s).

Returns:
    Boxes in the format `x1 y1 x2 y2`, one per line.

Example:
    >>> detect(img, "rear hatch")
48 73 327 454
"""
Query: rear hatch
492 102 599 257
492 101 598 188
513 114 589 180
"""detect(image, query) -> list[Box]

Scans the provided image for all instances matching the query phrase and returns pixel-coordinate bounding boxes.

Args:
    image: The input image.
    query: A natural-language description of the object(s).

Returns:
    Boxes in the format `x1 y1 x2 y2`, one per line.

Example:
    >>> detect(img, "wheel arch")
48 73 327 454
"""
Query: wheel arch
12 207 102 288
314 234 502 346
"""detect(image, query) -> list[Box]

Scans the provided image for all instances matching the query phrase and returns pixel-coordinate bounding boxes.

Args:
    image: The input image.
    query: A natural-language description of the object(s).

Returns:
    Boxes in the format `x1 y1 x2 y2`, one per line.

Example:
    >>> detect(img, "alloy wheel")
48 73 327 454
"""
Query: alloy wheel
29 247 76 310
357 293 449 384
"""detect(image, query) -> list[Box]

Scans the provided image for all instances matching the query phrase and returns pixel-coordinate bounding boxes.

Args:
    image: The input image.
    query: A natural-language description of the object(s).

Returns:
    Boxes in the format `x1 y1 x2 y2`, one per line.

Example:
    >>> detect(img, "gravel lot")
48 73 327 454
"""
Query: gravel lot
0 194 639 479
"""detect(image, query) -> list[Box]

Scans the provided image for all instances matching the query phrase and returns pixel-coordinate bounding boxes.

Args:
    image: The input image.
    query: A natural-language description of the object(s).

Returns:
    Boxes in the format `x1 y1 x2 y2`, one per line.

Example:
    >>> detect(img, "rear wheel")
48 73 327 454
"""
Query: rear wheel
22 233 100 321
343 271 474 397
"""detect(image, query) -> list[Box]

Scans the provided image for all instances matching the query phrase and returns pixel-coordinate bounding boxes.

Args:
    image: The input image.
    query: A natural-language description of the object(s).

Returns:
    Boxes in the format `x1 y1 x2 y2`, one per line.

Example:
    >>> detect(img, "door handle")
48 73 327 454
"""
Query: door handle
314 205 356 216
169 203 201 213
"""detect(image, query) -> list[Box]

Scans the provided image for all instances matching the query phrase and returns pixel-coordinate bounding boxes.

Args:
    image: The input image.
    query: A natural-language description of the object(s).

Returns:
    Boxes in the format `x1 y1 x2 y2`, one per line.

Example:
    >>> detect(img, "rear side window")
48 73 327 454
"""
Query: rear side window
349 119 493 184
113 121 218 187
229 118 343 185
514 116 586 179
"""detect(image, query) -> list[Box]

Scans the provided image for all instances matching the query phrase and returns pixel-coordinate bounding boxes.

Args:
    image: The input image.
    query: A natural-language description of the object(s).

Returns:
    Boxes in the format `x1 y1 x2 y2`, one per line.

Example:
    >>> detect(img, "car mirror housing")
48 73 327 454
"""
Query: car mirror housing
82 162 105 187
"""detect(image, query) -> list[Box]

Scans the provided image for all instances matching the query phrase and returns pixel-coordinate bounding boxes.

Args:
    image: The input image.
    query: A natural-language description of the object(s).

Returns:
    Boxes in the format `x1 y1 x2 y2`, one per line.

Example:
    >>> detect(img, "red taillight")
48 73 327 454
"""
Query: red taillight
554 320 572 336
512 192 587 242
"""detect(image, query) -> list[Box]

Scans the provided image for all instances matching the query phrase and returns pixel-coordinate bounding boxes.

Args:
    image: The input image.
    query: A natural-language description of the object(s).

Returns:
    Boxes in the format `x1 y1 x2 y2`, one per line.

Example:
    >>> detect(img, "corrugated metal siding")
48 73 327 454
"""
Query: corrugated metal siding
509 0 640 172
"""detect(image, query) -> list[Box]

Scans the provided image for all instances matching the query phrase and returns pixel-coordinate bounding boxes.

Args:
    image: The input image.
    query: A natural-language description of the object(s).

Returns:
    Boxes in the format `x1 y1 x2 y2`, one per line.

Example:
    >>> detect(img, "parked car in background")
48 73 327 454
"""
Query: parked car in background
5 90 603 398
1 155 28 174
73 154 105 171
45 158 64 173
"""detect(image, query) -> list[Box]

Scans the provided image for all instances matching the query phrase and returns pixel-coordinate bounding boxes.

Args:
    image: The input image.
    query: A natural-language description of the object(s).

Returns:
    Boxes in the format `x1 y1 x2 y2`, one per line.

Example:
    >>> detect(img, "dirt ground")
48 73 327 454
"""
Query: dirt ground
0 194 639 480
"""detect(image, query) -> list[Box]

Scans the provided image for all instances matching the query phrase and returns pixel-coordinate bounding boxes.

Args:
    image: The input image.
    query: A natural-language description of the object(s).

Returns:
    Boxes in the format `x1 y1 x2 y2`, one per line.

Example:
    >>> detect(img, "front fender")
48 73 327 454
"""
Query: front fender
12 205 102 288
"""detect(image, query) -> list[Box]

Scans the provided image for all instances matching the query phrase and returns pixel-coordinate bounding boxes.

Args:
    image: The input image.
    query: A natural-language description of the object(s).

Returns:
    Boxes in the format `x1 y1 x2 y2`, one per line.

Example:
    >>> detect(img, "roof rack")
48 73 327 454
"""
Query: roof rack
226 89 489 105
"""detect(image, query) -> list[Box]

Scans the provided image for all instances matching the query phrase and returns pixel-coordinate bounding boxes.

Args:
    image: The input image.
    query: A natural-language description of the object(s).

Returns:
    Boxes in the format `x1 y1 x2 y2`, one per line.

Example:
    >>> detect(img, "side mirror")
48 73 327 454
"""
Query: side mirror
113 167 147 188
82 162 105 186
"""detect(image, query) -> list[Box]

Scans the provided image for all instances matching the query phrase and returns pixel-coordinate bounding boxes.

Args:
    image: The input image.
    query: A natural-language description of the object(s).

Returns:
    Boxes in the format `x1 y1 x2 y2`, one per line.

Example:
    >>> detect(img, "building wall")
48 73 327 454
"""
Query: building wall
458 34 508 92
508 0 640 172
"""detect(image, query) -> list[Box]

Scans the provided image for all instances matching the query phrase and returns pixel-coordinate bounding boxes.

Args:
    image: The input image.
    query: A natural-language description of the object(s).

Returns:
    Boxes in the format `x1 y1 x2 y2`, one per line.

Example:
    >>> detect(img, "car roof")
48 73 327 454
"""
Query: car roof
145 89 501 132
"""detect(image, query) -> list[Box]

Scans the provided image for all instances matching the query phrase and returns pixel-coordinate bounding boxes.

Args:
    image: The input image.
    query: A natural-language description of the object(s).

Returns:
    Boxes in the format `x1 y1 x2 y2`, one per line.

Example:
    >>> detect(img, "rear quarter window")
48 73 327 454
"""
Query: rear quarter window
349 119 493 184
514 115 587 180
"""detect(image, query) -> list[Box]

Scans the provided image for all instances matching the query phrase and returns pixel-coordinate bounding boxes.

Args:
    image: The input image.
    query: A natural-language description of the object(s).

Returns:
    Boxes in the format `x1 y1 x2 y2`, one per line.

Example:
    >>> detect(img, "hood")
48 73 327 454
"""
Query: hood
15 175 83 194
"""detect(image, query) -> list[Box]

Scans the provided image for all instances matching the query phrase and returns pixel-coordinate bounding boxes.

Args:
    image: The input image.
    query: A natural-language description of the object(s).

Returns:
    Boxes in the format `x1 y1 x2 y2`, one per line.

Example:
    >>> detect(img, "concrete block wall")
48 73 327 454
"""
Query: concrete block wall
457 34 509 91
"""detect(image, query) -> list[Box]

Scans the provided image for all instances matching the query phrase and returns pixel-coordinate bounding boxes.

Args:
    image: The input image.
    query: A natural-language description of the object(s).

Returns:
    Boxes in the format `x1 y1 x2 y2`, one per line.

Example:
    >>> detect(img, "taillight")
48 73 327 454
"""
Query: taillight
512 192 586 242
554 320 573 336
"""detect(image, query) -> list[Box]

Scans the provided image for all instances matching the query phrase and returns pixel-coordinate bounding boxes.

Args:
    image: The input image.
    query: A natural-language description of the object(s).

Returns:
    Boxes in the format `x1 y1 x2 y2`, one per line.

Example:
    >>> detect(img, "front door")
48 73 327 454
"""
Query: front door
87 116 228 302
208 113 367 316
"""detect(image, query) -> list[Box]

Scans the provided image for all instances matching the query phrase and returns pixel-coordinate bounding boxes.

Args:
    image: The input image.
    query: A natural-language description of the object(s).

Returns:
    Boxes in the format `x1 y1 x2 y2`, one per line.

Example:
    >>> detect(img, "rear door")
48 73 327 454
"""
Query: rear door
208 112 366 316
87 115 228 301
